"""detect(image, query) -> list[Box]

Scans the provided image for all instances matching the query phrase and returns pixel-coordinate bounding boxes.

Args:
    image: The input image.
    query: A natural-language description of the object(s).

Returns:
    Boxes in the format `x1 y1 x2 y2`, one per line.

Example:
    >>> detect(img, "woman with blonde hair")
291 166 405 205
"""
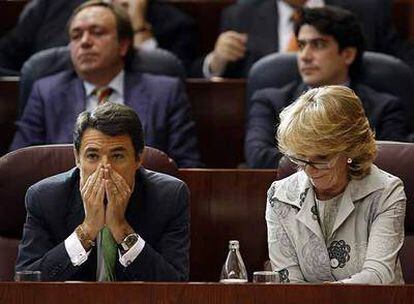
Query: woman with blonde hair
266 85 406 284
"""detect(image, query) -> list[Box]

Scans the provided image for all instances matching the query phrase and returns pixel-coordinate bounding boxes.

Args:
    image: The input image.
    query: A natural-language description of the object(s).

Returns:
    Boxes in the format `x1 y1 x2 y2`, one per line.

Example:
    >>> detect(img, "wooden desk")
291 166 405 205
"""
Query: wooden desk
180 169 276 281
0 282 414 304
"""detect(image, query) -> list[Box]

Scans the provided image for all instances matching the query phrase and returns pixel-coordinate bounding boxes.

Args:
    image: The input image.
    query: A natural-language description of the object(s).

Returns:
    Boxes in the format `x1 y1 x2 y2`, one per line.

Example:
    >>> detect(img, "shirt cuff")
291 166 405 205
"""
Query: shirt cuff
202 52 224 79
118 235 146 267
64 231 91 266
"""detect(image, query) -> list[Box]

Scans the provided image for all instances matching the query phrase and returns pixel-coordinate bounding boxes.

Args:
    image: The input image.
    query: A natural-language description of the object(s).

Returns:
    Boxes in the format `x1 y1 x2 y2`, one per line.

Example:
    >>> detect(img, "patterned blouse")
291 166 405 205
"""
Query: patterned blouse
266 165 406 284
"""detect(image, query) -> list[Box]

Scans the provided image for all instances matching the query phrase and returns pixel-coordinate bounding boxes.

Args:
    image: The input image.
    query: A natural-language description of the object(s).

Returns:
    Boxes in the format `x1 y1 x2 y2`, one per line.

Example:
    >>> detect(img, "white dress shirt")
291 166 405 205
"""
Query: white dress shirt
83 70 125 111
65 229 146 281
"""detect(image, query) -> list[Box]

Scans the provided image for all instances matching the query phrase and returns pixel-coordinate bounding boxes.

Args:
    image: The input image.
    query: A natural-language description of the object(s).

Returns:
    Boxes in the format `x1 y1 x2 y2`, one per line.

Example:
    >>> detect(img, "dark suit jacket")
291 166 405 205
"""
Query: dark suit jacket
245 81 410 168
11 70 202 168
0 0 197 73
15 167 190 281
191 0 414 78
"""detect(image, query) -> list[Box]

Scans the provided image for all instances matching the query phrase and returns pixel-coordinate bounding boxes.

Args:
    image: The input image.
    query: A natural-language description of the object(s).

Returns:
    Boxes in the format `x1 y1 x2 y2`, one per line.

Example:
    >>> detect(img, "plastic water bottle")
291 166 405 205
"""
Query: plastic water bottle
219 240 248 283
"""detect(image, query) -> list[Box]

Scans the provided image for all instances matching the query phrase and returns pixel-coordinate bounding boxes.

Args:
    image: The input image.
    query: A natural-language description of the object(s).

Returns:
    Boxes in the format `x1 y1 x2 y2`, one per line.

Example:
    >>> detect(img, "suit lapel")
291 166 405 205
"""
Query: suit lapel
66 172 85 234
125 168 145 234
59 72 86 116
73 76 87 113
330 188 355 238
53 73 86 139
296 186 325 241
123 71 149 131
292 82 308 100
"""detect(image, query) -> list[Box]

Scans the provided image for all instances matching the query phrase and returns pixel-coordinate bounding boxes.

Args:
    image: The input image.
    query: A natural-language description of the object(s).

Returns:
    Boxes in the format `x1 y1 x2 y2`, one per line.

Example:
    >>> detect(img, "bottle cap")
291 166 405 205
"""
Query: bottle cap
229 240 239 249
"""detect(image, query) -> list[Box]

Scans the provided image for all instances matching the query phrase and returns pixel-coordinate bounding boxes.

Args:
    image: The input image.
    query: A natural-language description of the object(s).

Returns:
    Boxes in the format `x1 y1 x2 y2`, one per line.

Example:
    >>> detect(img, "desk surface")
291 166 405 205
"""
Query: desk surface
0 282 414 304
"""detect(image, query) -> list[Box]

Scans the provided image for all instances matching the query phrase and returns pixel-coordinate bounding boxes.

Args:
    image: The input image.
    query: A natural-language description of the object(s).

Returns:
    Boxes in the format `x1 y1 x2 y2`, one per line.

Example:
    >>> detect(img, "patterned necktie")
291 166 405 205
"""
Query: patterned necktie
93 87 113 105
102 226 117 281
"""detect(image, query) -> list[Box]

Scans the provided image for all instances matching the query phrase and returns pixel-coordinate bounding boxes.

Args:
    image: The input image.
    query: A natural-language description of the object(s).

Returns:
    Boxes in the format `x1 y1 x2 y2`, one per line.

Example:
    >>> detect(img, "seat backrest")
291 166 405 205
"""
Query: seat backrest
247 52 414 130
277 140 414 282
19 46 186 115
0 144 178 238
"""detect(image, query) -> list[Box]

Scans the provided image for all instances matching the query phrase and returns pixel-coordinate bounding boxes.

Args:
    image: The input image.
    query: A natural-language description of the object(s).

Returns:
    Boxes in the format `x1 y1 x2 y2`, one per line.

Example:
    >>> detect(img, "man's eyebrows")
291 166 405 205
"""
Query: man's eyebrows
110 146 127 153
84 147 99 152
70 24 102 33
298 37 329 43
83 146 127 153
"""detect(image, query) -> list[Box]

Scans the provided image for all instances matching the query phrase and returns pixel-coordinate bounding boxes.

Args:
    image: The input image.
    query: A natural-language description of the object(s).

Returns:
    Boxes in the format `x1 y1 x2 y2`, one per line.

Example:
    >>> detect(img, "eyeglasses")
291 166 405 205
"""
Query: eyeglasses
287 155 336 170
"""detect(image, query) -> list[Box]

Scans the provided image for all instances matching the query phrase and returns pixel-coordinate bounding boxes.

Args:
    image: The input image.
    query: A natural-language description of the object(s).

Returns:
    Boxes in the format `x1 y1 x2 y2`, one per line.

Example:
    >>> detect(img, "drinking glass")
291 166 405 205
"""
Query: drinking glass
252 271 278 283
14 271 42 282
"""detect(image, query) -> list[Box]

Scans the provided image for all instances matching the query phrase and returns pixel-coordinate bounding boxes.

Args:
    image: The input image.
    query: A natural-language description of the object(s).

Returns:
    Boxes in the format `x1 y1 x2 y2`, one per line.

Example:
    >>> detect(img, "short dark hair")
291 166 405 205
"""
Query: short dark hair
68 0 135 66
294 5 365 79
74 102 145 157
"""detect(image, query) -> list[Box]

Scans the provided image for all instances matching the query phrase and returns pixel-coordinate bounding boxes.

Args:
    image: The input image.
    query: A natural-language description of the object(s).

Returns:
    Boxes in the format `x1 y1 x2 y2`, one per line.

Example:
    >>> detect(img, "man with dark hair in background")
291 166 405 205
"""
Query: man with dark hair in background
245 6 409 168
191 0 414 78
16 102 190 281
11 0 202 168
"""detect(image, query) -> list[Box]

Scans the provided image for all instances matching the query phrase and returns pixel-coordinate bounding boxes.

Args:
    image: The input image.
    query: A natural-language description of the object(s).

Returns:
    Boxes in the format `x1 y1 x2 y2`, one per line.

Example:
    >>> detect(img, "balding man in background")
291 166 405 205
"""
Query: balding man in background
11 0 202 168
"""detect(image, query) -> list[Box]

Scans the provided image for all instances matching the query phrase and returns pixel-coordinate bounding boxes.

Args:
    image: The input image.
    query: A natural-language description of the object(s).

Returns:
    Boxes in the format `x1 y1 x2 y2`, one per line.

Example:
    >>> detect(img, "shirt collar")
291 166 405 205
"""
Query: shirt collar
271 164 385 209
83 70 125 99
277 0 324 12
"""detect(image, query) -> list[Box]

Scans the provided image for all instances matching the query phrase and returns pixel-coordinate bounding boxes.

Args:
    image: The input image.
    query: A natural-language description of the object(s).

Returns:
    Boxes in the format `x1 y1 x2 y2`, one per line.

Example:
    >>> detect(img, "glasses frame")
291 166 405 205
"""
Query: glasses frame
287 155 337 170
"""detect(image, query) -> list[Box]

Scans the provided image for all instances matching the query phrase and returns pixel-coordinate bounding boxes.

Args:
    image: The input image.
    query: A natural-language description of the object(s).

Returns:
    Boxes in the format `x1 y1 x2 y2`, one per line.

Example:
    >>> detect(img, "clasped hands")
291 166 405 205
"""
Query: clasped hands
80 163 134 244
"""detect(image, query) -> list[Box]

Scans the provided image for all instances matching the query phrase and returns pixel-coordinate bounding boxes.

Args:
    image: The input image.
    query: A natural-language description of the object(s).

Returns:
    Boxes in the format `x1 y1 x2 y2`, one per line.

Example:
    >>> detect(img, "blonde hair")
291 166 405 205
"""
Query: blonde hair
277 85 377 179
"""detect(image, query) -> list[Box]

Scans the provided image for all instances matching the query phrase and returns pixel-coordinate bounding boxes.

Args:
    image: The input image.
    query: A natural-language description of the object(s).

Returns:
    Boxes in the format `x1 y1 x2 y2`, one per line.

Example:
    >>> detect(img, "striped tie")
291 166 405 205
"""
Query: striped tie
93 87 113 105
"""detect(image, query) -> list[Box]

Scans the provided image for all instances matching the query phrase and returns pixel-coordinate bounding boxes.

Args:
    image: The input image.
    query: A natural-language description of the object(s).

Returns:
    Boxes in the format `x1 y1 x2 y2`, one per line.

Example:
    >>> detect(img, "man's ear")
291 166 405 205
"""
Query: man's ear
341 47 357 66
74 148 81 168
135 150 144 170
119 39 131 58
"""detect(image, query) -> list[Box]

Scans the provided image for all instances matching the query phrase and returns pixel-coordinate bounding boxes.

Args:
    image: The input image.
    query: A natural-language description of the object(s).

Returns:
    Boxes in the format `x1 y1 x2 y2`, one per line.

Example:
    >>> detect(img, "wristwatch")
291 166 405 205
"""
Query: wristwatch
119 233 139 254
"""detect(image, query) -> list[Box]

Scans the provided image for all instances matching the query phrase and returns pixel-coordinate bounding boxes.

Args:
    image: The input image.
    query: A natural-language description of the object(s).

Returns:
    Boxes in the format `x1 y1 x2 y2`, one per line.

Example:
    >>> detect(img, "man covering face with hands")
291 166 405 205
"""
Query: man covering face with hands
15 102 190 282
76 129 141 252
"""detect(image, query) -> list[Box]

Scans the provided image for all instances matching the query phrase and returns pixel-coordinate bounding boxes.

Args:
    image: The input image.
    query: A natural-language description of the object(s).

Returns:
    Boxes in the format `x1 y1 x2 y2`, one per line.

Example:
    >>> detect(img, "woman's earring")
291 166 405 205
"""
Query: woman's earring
347 158 352 164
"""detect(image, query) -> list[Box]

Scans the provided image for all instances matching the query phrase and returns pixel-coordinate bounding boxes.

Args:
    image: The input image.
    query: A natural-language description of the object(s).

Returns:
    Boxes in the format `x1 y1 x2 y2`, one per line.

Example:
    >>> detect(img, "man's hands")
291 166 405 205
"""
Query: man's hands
104 166 134 242
209 31 248 75
80 163 134 246
80 163 106 240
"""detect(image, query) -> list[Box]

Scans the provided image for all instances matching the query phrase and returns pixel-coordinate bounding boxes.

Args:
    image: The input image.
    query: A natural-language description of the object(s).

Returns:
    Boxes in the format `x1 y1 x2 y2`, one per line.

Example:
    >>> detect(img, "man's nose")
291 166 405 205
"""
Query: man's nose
299 44 312 61
101 155 109 165
80 32 92 47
